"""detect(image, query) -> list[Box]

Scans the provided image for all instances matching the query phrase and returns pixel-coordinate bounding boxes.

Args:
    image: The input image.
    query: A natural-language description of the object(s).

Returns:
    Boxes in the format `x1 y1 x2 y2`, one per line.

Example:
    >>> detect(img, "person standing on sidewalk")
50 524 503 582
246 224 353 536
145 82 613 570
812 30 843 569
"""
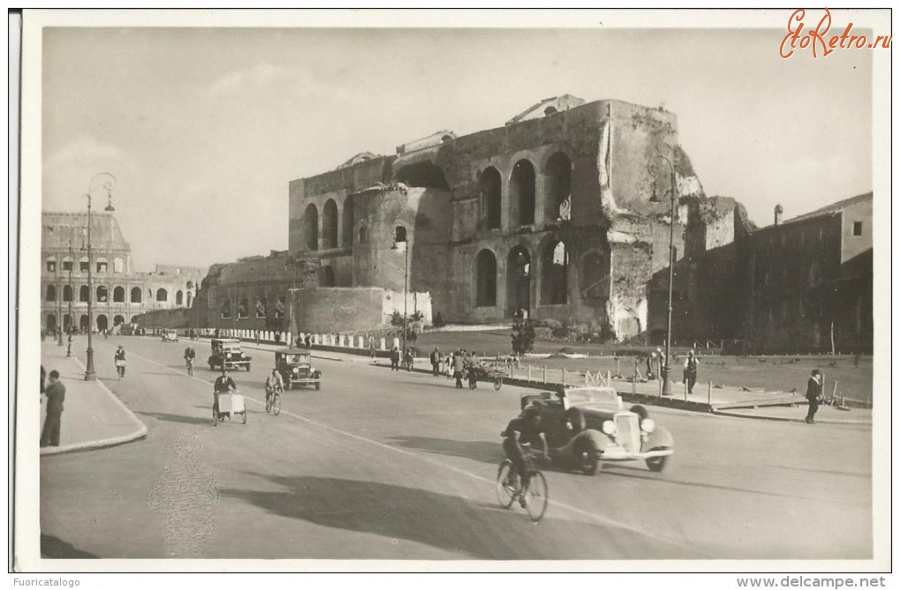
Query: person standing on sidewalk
805 369 824 424
683 350 699 394
453 349 465 389
430 347 442 376
390 345 400 371
114 345 127 379
41 370 66 447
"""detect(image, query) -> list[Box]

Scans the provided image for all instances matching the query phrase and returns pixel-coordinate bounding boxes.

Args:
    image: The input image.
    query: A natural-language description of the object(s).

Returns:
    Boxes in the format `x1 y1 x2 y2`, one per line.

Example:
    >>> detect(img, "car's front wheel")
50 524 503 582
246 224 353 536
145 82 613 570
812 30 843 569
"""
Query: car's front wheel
575 439 599 476
646 447 669 472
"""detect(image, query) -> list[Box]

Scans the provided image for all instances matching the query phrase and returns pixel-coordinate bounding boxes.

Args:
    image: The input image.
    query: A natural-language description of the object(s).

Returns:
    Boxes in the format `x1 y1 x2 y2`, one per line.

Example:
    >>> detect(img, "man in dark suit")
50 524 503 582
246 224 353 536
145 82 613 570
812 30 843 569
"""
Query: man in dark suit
806 369 823 424
41 370 66 447
213 370 237 420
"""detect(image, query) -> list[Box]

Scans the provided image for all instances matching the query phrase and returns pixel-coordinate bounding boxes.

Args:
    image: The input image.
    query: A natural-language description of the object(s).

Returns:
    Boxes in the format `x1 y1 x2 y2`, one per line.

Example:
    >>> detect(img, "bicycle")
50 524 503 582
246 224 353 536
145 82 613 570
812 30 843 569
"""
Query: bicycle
495 453 549 522
265 385 282 416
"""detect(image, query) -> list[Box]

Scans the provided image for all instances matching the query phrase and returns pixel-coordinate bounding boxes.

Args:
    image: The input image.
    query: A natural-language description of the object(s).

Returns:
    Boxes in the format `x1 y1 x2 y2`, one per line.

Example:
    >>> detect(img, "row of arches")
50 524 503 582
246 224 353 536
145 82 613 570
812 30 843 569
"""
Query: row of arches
473 241 610 312
46 256 126 274
45 313 129 333
303 198 354 252
478 151 572 231
44 285 192 306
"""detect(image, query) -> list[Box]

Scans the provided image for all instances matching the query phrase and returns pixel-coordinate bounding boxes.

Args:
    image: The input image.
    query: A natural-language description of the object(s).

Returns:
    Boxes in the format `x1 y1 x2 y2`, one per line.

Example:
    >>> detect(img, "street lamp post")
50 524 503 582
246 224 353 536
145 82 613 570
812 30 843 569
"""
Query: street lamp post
83 173 116 381
648 152 677 397
66 241 73 357
56 257 63 346
392 230 409 357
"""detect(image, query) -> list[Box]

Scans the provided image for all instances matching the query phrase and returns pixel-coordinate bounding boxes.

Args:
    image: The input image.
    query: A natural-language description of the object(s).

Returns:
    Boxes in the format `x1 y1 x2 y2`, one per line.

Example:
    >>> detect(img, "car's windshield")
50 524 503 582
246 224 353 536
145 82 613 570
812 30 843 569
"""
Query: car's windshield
565 389 620 407
284 354 307 364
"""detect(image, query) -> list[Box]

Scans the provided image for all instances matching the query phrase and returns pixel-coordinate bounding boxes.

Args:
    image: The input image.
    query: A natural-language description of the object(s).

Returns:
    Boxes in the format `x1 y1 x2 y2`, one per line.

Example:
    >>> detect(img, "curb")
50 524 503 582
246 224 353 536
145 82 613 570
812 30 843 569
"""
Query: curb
40 356 148 456
711 409 871 426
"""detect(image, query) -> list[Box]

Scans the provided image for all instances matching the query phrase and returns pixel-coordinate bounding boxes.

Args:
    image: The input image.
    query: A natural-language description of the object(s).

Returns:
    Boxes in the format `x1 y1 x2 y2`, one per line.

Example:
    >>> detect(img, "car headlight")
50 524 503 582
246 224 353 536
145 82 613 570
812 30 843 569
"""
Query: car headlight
293 368 299 374
640 418 655 433
310 367 316 373
601 421 616 436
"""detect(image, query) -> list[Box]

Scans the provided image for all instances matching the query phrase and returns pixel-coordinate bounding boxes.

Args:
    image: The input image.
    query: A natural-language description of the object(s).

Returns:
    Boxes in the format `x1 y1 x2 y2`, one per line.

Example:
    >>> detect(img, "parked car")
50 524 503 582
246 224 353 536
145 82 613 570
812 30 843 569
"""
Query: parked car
275 348 321 390
515 386 674 475
208 338 252 371
161 329 179 343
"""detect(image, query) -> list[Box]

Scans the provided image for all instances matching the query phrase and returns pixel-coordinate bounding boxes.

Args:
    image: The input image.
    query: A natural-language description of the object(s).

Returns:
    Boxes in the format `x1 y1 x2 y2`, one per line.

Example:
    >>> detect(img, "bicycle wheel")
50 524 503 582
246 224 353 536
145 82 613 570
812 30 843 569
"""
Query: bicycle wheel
523 471 549 522
273 393 281 416
495 460 516 509
265 394 272 413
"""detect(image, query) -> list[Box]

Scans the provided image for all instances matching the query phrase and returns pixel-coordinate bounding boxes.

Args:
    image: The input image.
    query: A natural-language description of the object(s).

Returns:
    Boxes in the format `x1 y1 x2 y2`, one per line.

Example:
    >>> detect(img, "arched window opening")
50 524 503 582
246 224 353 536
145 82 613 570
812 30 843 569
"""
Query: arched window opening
475 250 498 307
238 297 249 319
79 257 89 273
186 292 193 308
46 257 57 273
255 297 267 318
63 285 73 302
544 106 559 116
479 167 502 230
47 314 57 332
156 288 168 302
541 240 568 305
320 266 336 287
46 284 57 302
176 290 184 305
545 152 572 222
342 198 354 248
395 226 407 244
581 250 610 306
62 257 73 272
507 246 531 318
322 199 339 249
114 315 125 327
130 287 142 303
63 314 72 332
394 162 449 189
79 285 90 302
221 299 232 319
79 315 89 331
97 315 109 332
358 226 368 244
275 297 286 319
510 160 536 226
113 286 125 303
96 257 108 273
304 204 319 251
97 286 108 303
186 280 194 289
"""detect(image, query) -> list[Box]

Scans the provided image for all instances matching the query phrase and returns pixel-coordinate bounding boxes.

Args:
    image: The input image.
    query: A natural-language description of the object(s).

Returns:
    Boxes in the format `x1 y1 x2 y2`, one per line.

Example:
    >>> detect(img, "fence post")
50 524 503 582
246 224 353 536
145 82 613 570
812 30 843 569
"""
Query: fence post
562 367 566 386
606 370 610 387
542 366 546 383
615 357 620 378
527 365 532 381
708 381 711 406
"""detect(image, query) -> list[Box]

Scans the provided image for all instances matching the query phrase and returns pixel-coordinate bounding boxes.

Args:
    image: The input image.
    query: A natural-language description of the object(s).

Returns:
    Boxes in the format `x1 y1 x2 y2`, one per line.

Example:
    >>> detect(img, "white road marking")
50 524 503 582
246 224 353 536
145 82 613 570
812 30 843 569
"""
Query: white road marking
105 341 703 554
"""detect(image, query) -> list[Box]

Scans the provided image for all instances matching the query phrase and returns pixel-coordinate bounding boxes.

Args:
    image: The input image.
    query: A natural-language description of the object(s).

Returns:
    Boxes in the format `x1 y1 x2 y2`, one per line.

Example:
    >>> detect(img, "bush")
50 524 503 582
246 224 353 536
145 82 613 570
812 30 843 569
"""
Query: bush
432 311 446 328
511 319 536 356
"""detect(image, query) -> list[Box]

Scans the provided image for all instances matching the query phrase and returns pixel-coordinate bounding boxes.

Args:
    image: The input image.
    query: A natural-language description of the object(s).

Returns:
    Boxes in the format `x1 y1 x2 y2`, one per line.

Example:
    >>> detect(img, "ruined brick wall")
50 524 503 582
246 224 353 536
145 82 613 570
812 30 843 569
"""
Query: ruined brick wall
292 287 432 333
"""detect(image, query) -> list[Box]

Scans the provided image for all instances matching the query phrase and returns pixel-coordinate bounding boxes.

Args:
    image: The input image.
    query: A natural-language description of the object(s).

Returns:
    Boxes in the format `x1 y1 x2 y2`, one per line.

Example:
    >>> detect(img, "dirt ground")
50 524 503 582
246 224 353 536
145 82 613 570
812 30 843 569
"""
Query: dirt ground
413 330 873 404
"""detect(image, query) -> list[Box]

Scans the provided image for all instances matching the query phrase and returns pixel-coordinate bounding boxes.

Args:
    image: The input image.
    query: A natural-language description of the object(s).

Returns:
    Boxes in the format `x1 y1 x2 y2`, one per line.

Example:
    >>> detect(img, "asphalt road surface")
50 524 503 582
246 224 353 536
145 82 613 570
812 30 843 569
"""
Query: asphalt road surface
40 336 872 560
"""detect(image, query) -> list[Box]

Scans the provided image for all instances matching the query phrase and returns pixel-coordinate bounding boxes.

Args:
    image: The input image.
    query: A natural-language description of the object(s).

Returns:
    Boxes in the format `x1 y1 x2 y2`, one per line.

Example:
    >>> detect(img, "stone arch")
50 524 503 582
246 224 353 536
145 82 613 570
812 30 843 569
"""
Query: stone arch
303 203 319 251
79 314 89 331
394 225 407 244
113 286 125 303
62 256 73 272
131 287 142 303
342 197 354 248
156 288 168 302
46 256 57 273
46 284 57 302
322 199 339 249
97 314 109 332
79 256 89 273
580 249 610 306
46 314 57 332
479 167 502 230
186 280 194 289
544 151 572 222
540 238 568 305
510 159 536 226
474 249 498 307
97 286 108 303
176 290 184 305
79 285 90 302
95 257 108 273
506 245 532 318
394 161 449 189
114 315 126 327
63 285 73 302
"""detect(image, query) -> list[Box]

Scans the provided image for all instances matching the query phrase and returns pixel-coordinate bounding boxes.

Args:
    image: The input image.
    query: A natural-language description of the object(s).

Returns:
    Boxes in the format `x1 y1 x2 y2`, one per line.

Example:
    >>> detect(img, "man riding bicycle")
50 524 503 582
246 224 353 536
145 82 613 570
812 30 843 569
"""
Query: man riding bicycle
265 368 284 402
501 406 548 503
184 345 196 374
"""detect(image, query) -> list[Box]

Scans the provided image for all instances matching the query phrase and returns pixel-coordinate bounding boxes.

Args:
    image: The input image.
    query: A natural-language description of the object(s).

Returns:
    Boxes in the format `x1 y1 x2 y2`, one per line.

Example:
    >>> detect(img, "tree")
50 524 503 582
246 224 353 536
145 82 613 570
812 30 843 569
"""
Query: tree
390 311 422 343
511 319 536 356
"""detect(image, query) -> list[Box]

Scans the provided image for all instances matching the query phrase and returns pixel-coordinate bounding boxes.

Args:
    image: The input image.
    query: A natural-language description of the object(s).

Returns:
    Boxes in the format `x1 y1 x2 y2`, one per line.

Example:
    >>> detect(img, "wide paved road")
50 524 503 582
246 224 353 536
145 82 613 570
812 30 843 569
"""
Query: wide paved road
40 336 872 560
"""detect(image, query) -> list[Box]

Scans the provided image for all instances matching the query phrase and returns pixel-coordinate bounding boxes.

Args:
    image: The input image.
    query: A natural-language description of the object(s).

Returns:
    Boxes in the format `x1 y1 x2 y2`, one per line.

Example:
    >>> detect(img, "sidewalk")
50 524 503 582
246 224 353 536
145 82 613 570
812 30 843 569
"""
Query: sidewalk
712 404 872 425
39 342 147 456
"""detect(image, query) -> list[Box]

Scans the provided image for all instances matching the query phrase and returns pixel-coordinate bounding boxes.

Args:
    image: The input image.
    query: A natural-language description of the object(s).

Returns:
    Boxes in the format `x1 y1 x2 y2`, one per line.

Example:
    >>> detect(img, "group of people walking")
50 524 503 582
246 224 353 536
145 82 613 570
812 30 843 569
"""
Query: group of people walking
425 347 480 389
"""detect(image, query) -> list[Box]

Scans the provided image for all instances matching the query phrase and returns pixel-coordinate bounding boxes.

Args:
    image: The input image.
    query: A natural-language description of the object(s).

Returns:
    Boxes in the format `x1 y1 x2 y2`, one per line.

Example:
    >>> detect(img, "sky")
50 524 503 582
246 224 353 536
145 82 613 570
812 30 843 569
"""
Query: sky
40 14 876 271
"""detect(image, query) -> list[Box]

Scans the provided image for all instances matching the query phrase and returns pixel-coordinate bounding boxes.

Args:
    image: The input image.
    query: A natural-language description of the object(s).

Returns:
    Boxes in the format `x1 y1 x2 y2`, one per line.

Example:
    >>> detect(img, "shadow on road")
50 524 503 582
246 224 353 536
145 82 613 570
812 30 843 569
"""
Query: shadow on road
40 534 98 559
220 474 701 560
386 436 500 465
136 411 214 426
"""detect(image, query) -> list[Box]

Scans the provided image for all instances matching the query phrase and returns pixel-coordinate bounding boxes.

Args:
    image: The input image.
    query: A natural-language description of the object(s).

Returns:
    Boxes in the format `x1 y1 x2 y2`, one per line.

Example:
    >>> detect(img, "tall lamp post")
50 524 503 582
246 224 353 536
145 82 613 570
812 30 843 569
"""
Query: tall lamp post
83 172 116 381
648 151 677 397
56 256 64 346
392 229 409 357
66 240 74 357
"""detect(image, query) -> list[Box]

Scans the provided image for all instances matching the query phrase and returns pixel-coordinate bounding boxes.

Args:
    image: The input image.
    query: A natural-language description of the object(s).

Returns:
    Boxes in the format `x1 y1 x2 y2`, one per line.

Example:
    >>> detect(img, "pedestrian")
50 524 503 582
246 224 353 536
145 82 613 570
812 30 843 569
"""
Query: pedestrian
805 369 824 424
453 349 465 389
655 347 665 381
645 352 655 380
114 345 127 379
390 345 400 371
274 332 281 345
369 336 376 359
430 347 442 376
40 370 66 447
306 334 312 349
40 365 46 394
683 350 699 394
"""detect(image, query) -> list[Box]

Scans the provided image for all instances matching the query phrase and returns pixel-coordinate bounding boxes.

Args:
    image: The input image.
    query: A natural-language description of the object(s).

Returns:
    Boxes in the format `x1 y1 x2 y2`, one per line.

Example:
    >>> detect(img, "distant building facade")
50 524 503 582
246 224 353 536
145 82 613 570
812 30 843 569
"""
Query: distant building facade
40 212 204 333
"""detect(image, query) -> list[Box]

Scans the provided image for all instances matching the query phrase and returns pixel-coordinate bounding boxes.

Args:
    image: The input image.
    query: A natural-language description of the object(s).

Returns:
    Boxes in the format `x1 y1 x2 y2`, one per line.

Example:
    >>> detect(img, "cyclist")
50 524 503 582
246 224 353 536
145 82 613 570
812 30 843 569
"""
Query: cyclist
265 368 284 405
501 405 548 505
183 345 196 375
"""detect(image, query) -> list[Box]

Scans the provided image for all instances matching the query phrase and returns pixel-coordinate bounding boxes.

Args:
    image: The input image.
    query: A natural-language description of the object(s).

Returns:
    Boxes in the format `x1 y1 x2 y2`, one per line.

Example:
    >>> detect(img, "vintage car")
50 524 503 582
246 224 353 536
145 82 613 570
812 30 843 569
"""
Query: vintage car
208 338 252 371
517 386 674 475
161 329 179 343
275 348 321 390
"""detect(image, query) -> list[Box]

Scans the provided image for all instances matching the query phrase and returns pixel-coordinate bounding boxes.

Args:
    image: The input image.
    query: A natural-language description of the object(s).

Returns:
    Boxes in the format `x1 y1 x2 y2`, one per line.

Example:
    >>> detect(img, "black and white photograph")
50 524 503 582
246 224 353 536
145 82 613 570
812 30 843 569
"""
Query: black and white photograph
12 7 891 577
